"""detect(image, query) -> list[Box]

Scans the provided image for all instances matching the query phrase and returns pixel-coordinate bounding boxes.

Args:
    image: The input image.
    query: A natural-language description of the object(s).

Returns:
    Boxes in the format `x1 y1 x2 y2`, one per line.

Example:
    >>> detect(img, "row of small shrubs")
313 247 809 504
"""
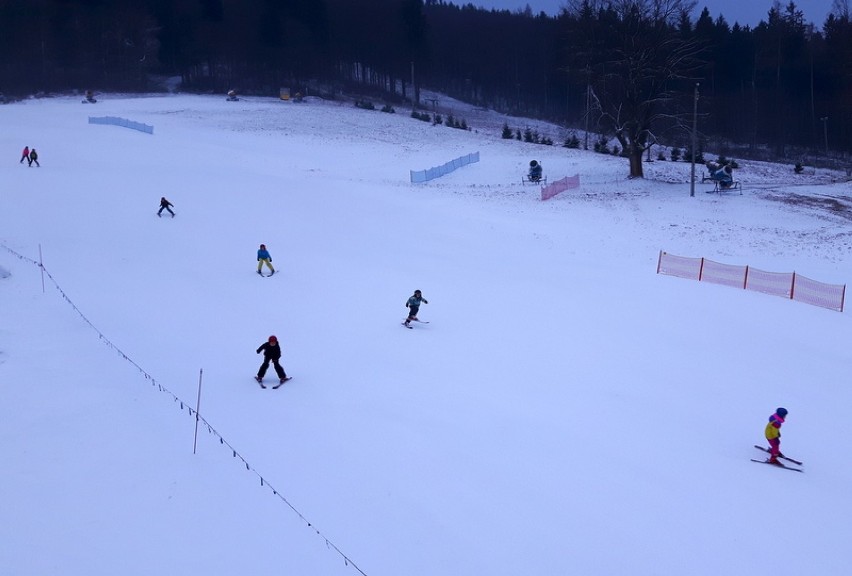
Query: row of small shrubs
659 148 741 169
501 123 554 146
563 133 581 149
410 110 469 130
355 100 395 113
594 137 622 156
501 124 627 154
664 147 705 162
502 122 743 166
445 113 469 130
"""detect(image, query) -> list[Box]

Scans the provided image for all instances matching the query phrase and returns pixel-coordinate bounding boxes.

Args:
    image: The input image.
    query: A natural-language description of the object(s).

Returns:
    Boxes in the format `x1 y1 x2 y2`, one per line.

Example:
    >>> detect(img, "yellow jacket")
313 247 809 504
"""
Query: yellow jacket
765 413 784 440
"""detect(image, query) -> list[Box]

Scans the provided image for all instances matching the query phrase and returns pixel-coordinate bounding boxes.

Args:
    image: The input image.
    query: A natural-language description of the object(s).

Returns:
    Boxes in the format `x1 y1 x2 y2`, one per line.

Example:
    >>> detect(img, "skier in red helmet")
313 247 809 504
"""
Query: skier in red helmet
254 335 290 387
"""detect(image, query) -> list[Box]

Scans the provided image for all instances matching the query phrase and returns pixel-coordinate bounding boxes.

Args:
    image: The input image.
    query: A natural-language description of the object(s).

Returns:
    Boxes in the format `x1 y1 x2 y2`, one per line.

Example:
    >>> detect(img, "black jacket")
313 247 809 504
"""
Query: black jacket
256 342 281 360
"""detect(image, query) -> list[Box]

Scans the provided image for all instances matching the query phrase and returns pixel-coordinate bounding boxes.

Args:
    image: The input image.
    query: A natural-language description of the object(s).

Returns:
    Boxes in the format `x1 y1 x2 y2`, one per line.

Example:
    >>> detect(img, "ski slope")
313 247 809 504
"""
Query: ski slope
2 92 851 576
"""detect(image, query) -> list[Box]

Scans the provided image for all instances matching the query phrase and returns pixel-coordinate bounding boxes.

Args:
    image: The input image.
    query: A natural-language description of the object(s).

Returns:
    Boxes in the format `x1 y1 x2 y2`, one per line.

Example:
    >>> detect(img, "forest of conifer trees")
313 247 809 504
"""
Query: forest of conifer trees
1 0 850 161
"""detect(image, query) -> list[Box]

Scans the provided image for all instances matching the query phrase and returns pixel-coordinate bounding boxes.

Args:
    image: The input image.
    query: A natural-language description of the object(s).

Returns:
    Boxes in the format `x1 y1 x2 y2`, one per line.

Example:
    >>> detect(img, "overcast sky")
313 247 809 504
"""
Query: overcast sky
477 1 837 27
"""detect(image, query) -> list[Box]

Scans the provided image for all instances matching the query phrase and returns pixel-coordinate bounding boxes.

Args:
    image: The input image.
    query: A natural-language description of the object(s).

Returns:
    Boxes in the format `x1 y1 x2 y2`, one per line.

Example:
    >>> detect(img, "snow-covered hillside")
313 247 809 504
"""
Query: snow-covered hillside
2 92 851 576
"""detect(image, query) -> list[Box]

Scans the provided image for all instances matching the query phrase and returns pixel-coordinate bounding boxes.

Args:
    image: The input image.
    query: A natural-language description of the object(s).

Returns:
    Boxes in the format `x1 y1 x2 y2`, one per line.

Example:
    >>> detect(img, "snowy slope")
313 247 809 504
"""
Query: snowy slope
2 92 851 576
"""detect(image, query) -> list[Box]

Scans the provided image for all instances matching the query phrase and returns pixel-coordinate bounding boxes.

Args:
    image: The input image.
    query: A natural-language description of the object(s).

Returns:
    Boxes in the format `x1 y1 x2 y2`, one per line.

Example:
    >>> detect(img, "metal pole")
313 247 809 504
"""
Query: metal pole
38 244 45 293
690 83 699 197
193 368 203 454
410 61 416 106
584 84 590 150
808 26 815 143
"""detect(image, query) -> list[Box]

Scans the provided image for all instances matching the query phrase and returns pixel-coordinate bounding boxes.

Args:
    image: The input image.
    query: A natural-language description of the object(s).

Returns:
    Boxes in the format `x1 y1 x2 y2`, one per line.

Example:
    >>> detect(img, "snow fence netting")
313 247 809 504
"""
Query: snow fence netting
88 116 154 134
791 274 846 311
657 251 845 312
410 152 479 183
541 174 580 200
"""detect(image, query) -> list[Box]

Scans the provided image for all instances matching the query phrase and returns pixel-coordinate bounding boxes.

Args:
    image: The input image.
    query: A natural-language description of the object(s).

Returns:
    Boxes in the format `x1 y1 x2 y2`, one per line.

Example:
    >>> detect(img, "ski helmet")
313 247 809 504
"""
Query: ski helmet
268 335 277 343
776 407 788 417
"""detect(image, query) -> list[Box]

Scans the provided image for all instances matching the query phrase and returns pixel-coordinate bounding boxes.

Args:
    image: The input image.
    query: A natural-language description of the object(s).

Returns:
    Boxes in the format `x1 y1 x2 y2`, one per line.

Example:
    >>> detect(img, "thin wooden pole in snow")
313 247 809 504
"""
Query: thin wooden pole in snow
38 244 45 293
193 368 204 454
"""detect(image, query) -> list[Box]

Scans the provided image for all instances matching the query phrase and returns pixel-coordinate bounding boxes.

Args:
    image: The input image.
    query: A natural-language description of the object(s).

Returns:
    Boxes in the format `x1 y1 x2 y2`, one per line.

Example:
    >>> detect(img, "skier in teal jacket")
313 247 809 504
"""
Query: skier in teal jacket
404 290 428 327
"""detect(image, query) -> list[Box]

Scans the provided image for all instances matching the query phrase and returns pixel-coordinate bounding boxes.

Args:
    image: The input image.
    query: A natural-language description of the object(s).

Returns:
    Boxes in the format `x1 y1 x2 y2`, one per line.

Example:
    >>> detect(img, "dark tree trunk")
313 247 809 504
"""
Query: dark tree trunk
628 146 645 178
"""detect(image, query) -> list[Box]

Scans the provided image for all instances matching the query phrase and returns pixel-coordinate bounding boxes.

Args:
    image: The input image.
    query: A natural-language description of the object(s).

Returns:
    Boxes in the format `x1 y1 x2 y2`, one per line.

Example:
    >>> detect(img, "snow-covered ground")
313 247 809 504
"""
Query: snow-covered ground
2 91 851 576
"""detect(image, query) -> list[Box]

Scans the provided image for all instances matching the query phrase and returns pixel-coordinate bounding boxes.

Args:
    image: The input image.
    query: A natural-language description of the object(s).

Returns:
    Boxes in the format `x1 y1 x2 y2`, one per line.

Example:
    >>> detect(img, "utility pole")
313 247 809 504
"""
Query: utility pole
690 83 699 197
584 83 590 150
566 66 570 127
411 61 419 107
807 25 815 144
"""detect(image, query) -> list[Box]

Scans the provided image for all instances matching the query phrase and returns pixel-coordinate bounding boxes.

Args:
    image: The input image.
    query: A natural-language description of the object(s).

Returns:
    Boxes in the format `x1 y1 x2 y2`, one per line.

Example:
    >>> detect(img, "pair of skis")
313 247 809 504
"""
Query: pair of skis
255 376 291 389
751 445 803 472
402 319 430 329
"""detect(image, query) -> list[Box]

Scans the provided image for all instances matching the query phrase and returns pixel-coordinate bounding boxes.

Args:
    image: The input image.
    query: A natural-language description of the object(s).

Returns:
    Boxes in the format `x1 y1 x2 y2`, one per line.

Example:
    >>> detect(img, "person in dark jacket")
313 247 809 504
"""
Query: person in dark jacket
403 289 428 327
255 335 289 386
157 197 175 217
20 146 29 164
27 148 39 167
257 243 275 276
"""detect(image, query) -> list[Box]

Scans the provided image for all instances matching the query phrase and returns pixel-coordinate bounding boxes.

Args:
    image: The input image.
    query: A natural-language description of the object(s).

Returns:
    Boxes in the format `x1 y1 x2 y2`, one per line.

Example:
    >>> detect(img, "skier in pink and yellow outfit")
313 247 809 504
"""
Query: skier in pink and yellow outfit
764 407 788 464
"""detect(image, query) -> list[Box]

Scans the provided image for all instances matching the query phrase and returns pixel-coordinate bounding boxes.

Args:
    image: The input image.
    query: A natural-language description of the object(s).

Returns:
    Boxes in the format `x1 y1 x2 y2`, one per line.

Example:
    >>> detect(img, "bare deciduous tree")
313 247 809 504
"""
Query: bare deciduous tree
566 0 702 178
